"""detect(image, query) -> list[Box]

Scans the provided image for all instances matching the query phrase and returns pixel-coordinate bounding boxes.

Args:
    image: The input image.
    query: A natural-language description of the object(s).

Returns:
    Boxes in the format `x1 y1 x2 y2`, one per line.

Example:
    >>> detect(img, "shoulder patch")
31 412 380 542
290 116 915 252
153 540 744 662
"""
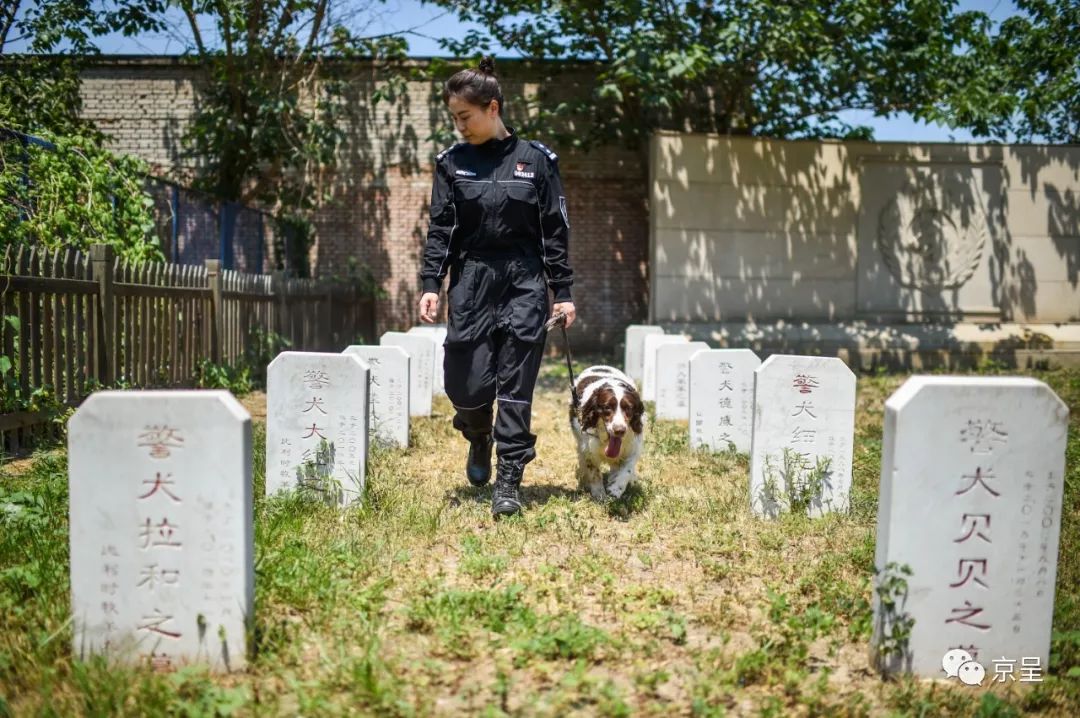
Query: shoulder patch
435 142 465 162
529 139 558 161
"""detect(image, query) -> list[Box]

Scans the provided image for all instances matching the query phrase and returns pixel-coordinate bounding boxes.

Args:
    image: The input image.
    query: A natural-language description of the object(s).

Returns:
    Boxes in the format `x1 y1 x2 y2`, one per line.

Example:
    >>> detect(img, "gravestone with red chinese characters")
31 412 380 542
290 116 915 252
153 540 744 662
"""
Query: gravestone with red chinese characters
642 333 689 401
689 348 761 453
342 345 410 448
872 377 1068 679
380 332 434 417
749 355 856 518
407 325 447 397
654 341 710 420
624 325 665 383
67 390 253 672
266 352 370 504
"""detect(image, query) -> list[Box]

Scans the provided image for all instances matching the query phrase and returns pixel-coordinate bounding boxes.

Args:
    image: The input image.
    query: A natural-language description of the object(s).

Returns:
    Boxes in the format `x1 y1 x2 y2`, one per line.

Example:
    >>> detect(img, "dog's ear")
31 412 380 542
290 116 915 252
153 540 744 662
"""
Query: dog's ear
580 391 600 430
627 391 645 433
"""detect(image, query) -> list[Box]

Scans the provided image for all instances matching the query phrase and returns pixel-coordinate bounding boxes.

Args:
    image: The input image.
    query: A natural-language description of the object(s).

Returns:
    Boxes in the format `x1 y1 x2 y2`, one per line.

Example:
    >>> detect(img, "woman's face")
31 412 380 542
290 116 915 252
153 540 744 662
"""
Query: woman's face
447 94 500 144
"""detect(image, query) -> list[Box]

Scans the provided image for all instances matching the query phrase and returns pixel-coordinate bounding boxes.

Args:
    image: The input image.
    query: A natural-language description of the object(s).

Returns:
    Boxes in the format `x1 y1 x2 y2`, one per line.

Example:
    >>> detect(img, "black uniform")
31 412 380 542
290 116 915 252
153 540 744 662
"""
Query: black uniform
420 126 573 466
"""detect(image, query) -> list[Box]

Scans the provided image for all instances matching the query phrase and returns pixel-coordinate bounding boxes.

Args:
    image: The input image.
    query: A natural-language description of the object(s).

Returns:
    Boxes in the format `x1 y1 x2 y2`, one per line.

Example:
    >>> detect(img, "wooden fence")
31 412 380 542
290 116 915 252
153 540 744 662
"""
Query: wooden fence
0 243 376 454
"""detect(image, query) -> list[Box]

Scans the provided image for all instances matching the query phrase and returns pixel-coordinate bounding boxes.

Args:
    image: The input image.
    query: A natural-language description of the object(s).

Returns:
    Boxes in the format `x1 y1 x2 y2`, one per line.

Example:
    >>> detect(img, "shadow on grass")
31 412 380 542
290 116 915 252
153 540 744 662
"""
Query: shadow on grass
444 479 651 520
522 483 583 507
604 481 649 520
445 482 580 508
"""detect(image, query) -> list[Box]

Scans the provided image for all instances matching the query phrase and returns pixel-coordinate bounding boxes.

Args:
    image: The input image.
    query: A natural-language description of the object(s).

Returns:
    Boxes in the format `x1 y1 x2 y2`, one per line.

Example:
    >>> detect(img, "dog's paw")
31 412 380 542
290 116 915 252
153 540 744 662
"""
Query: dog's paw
605 473 637 500
586 481 608 502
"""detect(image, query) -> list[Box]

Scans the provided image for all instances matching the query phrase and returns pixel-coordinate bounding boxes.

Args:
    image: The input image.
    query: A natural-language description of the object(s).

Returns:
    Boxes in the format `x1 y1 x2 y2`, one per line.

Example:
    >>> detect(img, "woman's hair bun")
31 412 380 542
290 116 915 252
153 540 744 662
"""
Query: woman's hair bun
443 56 504 114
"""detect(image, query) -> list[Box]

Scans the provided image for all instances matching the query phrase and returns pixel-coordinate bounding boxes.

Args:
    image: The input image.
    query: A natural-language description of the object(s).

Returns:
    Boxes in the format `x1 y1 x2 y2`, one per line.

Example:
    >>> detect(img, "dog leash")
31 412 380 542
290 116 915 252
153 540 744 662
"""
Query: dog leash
544 311 580 410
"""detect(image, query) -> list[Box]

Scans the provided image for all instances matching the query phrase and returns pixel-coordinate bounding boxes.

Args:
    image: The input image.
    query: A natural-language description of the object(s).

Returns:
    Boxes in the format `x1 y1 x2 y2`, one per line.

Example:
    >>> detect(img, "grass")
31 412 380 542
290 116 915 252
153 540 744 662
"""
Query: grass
0 359 1078 716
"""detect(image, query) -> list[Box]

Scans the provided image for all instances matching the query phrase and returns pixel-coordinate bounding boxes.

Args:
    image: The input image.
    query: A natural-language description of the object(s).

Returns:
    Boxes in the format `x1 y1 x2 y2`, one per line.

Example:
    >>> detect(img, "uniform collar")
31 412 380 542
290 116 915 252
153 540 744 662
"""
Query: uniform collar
476 125 518 155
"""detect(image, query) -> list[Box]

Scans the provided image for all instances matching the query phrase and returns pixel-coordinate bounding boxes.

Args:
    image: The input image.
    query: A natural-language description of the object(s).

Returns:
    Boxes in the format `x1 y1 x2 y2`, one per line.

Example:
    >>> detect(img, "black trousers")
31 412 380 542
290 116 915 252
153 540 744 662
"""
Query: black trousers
443 253 549 466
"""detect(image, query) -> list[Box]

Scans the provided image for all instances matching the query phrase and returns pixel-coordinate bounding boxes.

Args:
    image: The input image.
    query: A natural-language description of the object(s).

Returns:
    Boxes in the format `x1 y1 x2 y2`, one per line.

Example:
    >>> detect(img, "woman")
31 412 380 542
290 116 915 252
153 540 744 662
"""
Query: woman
418 56 576 518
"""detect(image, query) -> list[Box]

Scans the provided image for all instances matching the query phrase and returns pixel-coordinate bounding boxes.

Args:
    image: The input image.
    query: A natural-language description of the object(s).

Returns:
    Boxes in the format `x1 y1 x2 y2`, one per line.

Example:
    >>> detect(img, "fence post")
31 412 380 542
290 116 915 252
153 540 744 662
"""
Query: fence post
206 259 223 363
91 244 115 386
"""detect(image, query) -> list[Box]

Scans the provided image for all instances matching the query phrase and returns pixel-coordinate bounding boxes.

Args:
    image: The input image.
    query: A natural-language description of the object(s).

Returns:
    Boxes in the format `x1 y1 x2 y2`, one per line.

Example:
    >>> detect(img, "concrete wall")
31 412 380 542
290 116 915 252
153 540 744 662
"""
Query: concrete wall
650 132 1080 325
79 57 649 349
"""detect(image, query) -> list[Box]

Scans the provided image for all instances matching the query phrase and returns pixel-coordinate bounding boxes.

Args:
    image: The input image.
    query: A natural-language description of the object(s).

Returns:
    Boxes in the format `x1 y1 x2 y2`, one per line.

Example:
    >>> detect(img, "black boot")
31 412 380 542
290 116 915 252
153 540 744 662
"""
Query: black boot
466 434 494 487
492 458 524 517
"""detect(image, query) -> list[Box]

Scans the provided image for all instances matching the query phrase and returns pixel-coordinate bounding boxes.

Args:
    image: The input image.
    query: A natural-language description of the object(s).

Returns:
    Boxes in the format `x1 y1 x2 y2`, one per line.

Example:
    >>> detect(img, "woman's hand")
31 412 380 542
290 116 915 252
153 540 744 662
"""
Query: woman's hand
552 301 576 328
419 292 440 323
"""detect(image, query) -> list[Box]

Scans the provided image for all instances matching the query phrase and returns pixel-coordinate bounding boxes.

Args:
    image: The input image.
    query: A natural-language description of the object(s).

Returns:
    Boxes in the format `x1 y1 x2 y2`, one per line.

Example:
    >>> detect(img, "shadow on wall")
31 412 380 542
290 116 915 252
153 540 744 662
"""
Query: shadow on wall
1045 185 1080 287
651 135 1080 325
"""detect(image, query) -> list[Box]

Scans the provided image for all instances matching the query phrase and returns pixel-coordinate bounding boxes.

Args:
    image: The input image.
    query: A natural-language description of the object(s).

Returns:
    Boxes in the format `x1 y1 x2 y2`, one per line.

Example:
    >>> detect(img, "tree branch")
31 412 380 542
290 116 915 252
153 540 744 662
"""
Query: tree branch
178 0 207 56
301 0 329 58
0 0 21 52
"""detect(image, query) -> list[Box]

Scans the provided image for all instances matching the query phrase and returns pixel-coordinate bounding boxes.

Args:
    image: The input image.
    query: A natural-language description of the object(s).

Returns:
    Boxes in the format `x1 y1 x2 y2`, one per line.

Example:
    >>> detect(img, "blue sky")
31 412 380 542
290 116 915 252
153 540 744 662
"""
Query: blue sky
14 0 1022 143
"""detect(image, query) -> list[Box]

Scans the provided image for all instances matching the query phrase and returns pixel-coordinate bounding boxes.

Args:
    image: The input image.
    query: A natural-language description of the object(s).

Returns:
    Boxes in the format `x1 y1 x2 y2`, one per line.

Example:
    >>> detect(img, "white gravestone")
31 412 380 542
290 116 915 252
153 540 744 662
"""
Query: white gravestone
642 334 689 402
872 377 1068 678
749 355 855 518
343 345 410 448
68 390 253 672
689 349 761 454
624 325 665 384
408 325 447 397
266 352 370 505
380 332 434 417
654 341 710 420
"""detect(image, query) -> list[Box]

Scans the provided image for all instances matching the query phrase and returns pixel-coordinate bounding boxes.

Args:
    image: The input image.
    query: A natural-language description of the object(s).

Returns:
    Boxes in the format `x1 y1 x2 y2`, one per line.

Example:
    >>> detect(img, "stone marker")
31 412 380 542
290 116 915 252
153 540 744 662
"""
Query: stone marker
642 333 689 401
749 355 855 518
654 341 710 420
624 325 665 383
407 325 447 396
380 332 434 417
689 348 761 453
266 352 370 504
872 377 1068 678
342 345 410 448
68 390 253 672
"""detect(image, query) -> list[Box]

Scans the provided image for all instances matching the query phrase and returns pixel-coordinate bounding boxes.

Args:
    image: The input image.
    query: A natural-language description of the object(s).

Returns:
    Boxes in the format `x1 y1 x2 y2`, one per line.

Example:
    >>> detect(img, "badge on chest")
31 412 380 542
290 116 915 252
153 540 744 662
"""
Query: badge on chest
513 161 535 179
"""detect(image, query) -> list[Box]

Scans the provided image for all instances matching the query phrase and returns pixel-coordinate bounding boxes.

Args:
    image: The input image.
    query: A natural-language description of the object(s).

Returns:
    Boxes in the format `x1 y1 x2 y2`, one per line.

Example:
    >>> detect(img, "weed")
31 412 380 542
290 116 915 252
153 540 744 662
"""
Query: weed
194 358 253 395
758 447 834 517
873 561 915 674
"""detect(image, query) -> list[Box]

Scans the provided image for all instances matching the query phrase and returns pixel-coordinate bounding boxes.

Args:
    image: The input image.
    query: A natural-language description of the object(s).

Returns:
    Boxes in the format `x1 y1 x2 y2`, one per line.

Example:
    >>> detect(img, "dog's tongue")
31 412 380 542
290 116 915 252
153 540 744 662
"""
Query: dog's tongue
605 435 622 458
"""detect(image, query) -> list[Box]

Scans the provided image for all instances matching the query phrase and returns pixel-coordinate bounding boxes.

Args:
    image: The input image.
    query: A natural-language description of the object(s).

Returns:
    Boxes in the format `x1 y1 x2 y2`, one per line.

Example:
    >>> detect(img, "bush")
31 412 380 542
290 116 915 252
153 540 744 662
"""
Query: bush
0 131 161 262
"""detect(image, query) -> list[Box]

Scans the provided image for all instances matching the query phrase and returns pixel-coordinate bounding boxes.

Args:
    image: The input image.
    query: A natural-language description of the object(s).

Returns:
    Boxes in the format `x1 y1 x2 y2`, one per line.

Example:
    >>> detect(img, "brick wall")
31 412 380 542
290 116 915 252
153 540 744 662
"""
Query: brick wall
78 57 648 350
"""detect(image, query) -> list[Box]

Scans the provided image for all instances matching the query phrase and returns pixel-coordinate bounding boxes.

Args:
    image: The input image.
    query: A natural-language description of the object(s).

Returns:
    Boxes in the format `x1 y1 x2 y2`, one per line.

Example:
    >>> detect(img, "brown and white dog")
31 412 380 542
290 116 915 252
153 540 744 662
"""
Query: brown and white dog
569 365 646 500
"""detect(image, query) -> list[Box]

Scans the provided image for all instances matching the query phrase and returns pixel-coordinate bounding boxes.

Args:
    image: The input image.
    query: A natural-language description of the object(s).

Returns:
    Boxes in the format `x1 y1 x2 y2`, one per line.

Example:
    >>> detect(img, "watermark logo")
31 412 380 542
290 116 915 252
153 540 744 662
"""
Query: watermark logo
942 650 1044 685
943 649 983 685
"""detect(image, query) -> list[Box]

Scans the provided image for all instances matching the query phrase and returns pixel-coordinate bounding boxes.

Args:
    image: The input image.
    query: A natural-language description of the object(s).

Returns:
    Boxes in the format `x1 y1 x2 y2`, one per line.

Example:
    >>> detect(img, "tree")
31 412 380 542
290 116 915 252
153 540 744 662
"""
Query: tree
936 0 1079 143
173 0 411 210
0 2 165 260
0 0 165 135
424 0 993 148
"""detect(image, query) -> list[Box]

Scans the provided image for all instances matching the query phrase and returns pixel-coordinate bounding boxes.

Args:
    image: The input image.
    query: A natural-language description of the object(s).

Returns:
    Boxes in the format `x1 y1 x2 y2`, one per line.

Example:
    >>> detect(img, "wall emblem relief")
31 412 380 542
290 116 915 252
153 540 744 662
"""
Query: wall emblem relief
877 178 989 292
